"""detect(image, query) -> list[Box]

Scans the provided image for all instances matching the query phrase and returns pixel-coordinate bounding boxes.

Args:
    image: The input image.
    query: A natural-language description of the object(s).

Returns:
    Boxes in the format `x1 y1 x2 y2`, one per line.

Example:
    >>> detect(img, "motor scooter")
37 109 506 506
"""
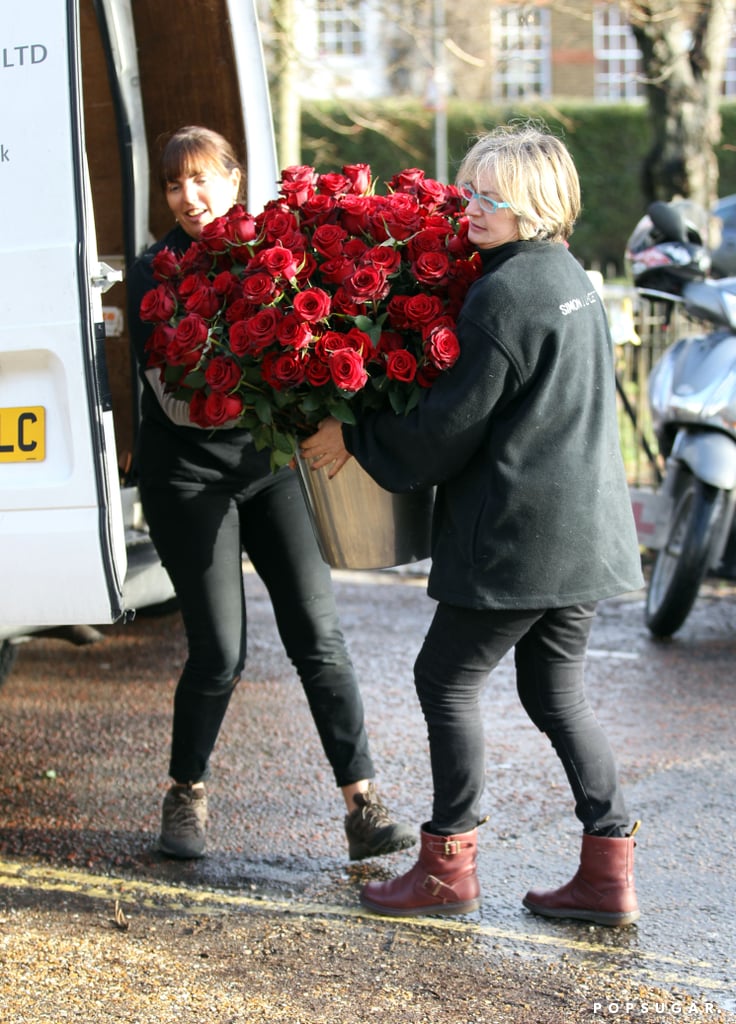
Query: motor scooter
626 200 736 637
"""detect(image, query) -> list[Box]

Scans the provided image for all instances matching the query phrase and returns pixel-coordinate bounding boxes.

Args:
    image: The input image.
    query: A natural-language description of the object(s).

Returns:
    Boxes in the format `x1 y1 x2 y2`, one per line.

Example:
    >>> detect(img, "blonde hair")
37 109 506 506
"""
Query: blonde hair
158 125 245 201
456 122 580 241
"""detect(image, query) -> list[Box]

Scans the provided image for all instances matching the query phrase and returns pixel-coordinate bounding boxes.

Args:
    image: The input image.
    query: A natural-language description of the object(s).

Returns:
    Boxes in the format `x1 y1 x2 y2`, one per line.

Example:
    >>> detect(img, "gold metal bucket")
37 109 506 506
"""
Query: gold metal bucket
296 456 433 570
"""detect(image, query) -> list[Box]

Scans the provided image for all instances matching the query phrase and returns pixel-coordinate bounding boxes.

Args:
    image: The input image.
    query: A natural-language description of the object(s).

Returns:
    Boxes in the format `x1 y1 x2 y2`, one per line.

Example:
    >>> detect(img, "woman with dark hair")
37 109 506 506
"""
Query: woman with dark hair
303 122 644 923
127 126 415 862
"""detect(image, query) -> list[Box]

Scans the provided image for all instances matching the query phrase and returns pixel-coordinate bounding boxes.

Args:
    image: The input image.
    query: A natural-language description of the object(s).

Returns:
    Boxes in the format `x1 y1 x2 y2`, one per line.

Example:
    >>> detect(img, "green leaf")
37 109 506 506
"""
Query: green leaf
181 369 206 389
301 391 328 413
404 389 420 414
388 389 404 416
254 395 273 424
329 400 358 426
163 365 186 385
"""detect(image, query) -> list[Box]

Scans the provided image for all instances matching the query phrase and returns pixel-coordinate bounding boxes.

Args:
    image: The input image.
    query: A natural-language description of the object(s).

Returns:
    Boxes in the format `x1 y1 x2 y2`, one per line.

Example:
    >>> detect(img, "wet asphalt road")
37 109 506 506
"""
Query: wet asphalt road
1 563 735 1023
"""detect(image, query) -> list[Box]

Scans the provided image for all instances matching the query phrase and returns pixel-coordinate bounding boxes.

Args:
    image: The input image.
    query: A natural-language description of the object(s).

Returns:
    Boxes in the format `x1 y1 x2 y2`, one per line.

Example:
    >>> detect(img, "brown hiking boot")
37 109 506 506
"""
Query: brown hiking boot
159 782 207 859
344 783 416 861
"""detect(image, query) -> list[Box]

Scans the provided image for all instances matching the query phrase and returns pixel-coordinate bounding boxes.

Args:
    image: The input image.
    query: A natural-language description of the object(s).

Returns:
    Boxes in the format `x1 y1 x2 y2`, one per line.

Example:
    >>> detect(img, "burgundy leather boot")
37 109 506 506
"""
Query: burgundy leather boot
522 824 640 927
360 825 480 917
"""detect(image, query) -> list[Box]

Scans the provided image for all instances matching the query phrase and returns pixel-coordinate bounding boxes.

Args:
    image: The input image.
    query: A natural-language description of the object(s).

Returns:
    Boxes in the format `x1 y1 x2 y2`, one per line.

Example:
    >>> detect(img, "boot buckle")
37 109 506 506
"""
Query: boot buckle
422 873 451 898
443 839 461 855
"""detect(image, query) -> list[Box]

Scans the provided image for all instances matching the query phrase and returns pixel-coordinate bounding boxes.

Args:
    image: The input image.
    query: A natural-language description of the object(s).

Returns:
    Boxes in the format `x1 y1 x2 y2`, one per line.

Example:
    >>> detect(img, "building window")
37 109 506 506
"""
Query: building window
593 3 643 101
491 6 551 101
724 23 736 96
318 0 364 57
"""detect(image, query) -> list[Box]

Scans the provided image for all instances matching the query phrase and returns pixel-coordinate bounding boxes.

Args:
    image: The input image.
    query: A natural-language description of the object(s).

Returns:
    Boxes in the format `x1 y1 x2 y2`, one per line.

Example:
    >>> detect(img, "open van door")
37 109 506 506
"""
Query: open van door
0 0 279 681
0 0 127 628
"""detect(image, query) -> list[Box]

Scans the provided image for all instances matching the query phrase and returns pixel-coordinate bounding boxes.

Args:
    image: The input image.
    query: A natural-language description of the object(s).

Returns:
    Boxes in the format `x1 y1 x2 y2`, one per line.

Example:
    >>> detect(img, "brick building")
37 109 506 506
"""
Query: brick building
260 1 736 104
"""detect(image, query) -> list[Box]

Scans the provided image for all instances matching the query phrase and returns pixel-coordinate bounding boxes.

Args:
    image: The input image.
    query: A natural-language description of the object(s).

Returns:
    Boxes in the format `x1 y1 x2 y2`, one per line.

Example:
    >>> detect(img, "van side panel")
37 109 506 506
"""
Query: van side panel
0 1 126 625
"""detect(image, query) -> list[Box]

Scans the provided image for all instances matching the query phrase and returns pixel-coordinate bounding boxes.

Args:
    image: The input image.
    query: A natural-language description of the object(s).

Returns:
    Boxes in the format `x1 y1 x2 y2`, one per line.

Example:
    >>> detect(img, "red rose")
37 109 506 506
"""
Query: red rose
225 206 258 245
242 270 277 305
178 272 208 298
329 348 368 392
341 327 372 356
204 355 242 392
144 324 176 368
314 330 345 361
293 287 331 323
166 314 208 367
151 247 180 280
343 237 369 261
179 243 211 276
254 243 300 281
402 293 444 328
386 294 411 330
262 350 307 390
343 163 371 193
279 165 318 208
344 265 389 303
212 271 240 299
200 215 231 253
417 363 442 387
189 390 208 426
386 348 417 382
311 224 348 259
317 171 352 196
337 194 372 235
319 257 355 287
225 297 256 324
375 193 422 241
299 194 337 228
191 390 243 426
331 287 362 317
377 329 406 355
257 205 299 242
139 284 176 323
276 314 313 350
407 226 451 260
412 251 451 286
230 308 280 356
426 326 460 370
363 245 402 276
305 354 331 386
389 167 425 192
184 283 221 319
293 251 318 285
420 314 454 340
416 176 452 211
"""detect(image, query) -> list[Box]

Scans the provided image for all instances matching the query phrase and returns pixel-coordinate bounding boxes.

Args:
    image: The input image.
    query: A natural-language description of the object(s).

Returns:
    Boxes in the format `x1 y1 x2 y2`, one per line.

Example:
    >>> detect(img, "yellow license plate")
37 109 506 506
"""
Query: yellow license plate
0 406 46 463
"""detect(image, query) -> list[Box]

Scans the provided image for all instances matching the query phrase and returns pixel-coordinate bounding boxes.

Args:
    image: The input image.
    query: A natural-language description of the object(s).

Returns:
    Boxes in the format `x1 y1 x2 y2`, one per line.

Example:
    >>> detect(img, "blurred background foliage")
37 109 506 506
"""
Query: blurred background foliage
296 99 736 275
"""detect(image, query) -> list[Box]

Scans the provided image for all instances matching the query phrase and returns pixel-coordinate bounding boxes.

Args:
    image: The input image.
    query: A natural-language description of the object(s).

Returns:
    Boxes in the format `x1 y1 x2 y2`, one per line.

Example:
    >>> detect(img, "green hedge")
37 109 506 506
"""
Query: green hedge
298 100 736 275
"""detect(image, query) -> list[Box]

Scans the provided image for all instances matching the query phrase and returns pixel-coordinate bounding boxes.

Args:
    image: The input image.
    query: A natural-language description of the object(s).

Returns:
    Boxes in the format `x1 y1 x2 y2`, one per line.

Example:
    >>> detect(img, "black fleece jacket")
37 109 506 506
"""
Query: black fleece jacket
344 238 644 610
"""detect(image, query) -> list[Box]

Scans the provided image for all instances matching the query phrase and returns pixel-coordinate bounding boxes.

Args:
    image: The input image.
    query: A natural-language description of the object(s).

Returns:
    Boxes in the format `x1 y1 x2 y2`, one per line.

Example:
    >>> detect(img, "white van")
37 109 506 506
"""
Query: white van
0 0 278 682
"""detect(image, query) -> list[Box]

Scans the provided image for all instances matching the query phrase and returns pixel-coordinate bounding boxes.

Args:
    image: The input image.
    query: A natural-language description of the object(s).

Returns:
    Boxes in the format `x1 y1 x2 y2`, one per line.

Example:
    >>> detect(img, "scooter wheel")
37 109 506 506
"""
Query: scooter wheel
645 476 725 638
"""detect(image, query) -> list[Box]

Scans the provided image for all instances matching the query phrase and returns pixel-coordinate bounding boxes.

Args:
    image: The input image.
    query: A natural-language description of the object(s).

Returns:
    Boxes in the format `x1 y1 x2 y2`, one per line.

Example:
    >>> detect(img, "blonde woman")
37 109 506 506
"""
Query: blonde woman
303 123 644 923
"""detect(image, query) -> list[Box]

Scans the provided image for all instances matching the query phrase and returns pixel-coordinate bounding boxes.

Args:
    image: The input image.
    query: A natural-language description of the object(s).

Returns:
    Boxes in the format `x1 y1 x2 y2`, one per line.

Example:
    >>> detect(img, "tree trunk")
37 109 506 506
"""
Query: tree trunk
624 0 735 211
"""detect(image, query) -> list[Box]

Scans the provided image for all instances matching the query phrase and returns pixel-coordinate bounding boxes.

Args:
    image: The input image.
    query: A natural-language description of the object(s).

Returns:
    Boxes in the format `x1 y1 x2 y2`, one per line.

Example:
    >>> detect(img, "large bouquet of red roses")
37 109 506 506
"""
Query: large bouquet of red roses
139 163 481 467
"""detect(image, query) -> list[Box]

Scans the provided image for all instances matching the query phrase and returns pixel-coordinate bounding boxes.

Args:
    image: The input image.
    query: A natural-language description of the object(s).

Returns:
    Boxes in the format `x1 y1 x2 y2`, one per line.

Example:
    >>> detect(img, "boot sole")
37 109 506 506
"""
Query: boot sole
522 896 640 927
360 894 481 917
347 833 417 862
159 838 206 859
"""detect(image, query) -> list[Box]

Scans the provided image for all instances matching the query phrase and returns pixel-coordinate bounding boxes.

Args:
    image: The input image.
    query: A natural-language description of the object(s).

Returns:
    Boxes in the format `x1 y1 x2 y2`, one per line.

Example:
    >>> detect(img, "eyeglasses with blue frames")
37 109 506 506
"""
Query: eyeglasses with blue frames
458 184 511 214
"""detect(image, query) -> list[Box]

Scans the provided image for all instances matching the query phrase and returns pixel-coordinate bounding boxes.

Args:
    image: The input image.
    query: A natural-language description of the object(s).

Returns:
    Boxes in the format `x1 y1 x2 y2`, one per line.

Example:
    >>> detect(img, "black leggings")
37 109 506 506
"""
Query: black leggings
414 602 628 835
141 462 374 786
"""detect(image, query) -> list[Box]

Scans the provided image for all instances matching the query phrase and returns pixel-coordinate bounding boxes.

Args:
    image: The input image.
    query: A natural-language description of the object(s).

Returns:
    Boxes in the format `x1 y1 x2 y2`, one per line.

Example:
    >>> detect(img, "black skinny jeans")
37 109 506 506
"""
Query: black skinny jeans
140 444 374 787
415 602 628 837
